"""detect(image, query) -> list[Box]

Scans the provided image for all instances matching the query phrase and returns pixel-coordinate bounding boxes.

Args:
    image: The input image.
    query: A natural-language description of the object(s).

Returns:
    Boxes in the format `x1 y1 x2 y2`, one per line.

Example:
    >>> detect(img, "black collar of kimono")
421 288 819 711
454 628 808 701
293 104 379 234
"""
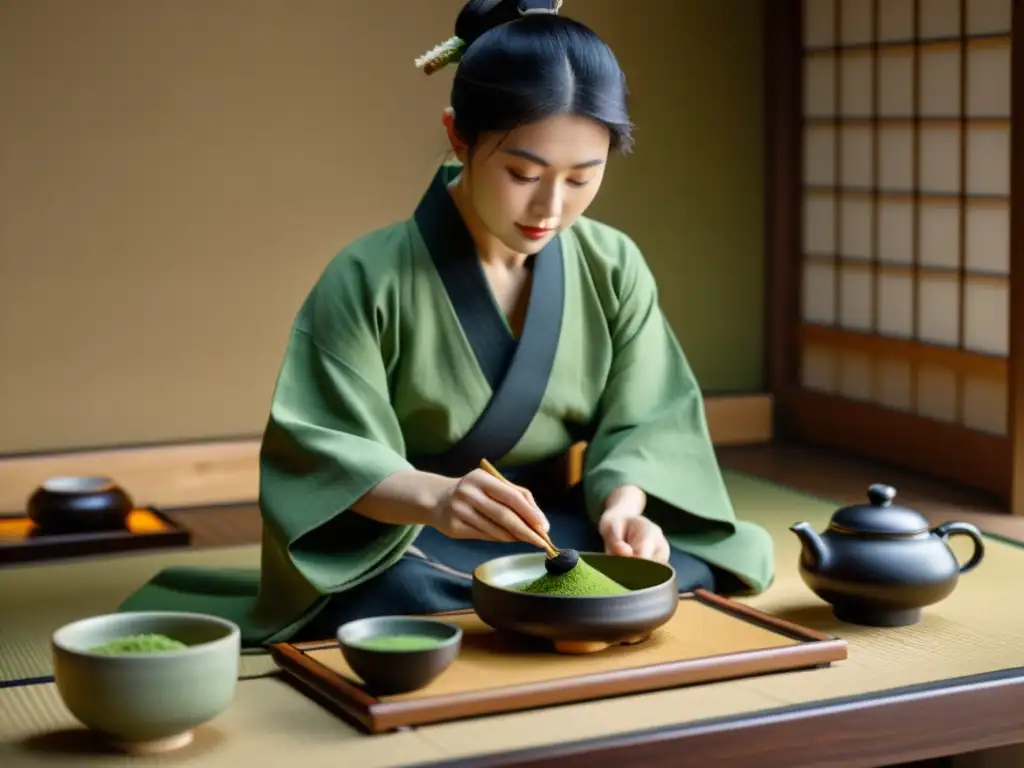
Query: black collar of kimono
413 164 565 392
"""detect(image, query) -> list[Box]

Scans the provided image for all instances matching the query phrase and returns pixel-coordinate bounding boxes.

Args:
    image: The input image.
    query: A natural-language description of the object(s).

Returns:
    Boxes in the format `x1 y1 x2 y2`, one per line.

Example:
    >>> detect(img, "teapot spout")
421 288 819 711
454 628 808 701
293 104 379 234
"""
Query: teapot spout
790 522 830 571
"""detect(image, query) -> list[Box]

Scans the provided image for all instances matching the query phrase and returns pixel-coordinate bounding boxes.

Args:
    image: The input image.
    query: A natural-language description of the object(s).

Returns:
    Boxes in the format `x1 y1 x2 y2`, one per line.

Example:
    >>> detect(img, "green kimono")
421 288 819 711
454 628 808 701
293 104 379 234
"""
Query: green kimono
120 164 774 646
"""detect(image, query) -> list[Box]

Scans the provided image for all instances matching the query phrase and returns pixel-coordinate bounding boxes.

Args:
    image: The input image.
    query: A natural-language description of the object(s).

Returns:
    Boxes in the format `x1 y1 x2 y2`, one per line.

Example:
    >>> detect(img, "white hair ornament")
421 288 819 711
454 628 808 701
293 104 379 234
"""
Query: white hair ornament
414 0 563 75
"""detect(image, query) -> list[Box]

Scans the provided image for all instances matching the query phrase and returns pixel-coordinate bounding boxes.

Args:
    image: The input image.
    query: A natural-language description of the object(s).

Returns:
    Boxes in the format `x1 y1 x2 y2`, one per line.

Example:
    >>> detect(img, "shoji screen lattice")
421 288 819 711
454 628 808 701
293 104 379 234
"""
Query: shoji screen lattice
799 0 1011 445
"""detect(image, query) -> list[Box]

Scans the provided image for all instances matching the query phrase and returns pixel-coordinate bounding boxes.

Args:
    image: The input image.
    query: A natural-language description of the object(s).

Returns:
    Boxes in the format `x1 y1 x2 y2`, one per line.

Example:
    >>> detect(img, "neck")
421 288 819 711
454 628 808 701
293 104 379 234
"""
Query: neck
448 175 530 270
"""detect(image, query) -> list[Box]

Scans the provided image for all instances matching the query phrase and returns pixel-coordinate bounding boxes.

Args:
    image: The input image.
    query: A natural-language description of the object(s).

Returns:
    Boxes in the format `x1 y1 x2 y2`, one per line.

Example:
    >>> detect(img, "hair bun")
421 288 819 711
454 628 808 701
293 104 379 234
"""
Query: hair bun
415 0 561 76
455 0 560 47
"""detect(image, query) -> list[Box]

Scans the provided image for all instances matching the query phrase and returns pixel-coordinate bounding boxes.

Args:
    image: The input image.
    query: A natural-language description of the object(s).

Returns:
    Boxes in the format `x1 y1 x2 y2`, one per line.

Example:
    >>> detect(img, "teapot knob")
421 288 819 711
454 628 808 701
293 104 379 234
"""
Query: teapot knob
867 483 897 507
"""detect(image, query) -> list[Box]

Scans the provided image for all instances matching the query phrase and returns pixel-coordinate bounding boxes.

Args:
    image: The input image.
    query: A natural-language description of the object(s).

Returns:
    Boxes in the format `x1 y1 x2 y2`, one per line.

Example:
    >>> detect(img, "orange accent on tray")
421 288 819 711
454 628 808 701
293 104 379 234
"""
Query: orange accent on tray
270 590 849 734
0 509 171 541
0 507 189 564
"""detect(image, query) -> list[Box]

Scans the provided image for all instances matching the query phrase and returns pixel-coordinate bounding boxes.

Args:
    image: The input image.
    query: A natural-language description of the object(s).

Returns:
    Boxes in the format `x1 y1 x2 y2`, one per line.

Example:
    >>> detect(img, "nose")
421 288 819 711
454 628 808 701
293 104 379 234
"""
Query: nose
530 180 563 223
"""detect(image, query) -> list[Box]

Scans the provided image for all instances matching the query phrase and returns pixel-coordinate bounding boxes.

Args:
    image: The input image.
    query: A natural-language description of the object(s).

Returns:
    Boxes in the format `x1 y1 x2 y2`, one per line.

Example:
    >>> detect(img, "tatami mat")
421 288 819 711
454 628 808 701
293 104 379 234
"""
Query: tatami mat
3 471 1024 767
0 544 275 684
0 471 1017 692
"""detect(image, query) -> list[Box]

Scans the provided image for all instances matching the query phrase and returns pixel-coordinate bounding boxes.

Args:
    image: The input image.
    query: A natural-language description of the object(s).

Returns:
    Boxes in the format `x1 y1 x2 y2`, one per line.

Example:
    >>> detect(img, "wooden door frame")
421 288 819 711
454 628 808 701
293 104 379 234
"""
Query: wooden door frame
1010 0 1024 515
763 0 802 435
763 0 1024 511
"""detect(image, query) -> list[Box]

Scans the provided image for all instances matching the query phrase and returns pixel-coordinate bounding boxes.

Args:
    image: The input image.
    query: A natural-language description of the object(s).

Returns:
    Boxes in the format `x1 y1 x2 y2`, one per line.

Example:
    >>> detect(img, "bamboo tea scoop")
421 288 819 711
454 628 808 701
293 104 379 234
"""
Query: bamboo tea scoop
479 459 580 575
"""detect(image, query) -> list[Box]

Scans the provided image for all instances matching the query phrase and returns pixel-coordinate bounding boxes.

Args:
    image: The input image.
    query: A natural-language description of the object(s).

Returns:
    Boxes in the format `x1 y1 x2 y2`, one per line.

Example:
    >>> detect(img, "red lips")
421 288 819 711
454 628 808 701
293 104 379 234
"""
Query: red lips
516 224 552 240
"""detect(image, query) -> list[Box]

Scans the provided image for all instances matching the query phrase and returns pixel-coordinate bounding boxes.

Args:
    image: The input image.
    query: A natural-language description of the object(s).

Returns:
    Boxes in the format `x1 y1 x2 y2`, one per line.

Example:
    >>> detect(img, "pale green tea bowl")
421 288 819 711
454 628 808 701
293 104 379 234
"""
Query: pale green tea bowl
51 611 240 754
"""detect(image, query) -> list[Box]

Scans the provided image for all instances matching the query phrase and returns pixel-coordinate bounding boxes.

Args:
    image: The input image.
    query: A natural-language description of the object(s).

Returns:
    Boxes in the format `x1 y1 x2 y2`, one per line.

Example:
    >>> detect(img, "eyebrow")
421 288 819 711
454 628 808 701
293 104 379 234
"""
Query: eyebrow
501 148 605 169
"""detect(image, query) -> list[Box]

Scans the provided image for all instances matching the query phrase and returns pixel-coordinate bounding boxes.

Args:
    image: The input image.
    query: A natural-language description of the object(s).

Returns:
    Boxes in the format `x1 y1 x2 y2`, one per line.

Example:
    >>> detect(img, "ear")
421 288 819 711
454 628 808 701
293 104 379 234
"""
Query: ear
441 107 469 162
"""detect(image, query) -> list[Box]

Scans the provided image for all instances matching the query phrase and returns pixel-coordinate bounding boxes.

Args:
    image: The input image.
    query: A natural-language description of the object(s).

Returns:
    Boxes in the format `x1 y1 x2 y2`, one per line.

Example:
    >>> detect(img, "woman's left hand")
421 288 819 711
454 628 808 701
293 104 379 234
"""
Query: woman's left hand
598 486 670 563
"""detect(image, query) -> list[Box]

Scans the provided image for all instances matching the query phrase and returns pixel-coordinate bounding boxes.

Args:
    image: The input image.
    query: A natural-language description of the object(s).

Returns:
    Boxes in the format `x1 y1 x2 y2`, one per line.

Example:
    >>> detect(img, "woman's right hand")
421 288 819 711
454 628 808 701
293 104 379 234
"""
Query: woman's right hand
429 469 551 550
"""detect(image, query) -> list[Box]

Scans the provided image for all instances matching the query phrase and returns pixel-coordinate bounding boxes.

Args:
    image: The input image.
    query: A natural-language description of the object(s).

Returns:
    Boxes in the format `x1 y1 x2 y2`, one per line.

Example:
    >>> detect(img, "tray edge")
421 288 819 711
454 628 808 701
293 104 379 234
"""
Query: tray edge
692 588 838 642
270 641 386 733
0 506 191 565
271 593 849 733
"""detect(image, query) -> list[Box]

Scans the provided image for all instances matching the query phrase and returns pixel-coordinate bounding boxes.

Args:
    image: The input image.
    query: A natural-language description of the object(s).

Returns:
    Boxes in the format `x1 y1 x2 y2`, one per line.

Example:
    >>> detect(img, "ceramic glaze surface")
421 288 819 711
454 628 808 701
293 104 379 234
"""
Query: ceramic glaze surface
337 616 461 695
791 484 986 627
28 476 133 532
472 552 679 645
51 612 240 751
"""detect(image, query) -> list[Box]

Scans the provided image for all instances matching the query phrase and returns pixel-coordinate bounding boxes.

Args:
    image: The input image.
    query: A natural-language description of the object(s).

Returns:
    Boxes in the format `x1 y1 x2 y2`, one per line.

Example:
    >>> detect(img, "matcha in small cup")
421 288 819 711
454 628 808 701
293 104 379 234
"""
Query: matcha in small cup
337 616 462 695
51 611 240 754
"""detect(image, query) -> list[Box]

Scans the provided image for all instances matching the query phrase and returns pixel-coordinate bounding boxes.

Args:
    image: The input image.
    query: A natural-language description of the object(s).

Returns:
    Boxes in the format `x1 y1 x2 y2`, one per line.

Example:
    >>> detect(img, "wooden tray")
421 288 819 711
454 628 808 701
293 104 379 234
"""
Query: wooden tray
270 589 849 734
0 507 190 565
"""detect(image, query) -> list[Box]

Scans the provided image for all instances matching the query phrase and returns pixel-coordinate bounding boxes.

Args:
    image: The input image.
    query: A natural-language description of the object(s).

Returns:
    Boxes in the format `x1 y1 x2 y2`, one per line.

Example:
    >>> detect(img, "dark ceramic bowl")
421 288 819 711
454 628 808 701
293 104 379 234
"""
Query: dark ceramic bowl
472 552 679 650
28 476 133 533
337 616 462 695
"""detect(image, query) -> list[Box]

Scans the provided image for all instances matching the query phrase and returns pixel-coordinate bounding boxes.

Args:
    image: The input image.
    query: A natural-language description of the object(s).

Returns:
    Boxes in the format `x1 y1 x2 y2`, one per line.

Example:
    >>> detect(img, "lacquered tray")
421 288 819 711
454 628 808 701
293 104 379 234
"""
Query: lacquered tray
270 589 849 733
0 507 190 565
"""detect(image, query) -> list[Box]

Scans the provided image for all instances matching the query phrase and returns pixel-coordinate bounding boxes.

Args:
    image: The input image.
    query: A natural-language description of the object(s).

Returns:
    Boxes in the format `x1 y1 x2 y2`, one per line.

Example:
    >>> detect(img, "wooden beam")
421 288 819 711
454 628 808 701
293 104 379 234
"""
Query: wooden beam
0 394 774 513
0 439 261 514
1010 0 1024 514
786 387 1009 500
703 393 774 446
800 324 1007 381
762 0 803 439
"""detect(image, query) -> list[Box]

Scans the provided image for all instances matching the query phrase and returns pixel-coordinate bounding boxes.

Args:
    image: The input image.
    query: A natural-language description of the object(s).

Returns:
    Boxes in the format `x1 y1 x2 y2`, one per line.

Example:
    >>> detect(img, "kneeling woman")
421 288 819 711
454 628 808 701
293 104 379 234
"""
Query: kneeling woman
124 0 775 647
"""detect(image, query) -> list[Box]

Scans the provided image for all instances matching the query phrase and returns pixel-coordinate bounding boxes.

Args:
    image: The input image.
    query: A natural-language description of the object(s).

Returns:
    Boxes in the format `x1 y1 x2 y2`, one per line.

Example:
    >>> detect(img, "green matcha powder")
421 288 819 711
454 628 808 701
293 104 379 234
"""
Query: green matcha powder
352 635 445 651
518 557 629 596
89 633 189 655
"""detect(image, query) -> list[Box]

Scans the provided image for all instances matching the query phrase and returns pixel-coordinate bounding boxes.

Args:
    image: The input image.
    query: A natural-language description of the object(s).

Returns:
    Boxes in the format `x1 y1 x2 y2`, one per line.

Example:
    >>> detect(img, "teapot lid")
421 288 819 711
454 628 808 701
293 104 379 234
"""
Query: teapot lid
829 484 929 536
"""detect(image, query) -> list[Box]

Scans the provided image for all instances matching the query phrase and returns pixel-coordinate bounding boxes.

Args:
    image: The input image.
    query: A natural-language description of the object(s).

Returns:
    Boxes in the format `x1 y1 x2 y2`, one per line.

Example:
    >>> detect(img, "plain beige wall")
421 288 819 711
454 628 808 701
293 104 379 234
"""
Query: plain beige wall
0 0 765 455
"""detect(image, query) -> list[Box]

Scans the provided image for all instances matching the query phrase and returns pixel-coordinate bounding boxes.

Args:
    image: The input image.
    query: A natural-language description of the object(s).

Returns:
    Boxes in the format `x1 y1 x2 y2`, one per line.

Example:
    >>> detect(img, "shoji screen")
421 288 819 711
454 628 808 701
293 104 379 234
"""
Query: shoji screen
794 0 1012 494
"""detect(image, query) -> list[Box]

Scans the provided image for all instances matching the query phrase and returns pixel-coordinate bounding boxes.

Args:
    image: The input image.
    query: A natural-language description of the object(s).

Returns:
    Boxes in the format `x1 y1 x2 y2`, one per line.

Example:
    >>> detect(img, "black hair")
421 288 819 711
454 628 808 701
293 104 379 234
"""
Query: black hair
450 0 633 154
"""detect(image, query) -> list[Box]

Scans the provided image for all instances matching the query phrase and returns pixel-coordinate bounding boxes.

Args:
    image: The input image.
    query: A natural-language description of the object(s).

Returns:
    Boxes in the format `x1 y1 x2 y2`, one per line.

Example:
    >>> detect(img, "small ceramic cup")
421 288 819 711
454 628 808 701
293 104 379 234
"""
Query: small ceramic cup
337 616 462 695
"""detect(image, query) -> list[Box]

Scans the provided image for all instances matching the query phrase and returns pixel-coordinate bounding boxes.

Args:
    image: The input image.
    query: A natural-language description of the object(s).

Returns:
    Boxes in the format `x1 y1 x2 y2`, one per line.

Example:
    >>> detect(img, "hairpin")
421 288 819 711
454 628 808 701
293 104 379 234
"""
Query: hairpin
414 1 563 76
414 36 466 76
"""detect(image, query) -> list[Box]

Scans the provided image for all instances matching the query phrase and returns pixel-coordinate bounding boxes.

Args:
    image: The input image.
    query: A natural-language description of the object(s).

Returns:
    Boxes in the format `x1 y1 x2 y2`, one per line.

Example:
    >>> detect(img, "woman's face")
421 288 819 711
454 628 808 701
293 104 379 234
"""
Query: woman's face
446 112 612 255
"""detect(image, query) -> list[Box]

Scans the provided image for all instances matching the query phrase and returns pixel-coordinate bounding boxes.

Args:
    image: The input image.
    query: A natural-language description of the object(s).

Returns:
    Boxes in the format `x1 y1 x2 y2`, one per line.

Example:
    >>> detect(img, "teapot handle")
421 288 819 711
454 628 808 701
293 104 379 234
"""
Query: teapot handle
931 522 985 574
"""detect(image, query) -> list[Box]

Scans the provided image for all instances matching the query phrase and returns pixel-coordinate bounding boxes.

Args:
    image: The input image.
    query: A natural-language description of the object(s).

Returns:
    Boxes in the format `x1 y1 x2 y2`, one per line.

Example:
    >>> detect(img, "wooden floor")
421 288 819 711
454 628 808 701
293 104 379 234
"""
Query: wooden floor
168 502 264 548
165 440 1024 547
717 442 1020 536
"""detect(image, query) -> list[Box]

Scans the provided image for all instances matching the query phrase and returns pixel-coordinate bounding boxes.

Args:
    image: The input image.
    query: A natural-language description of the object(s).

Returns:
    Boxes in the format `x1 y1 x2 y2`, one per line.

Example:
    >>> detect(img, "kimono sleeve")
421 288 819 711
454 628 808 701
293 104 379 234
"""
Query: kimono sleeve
581 242 734 527
257 267 420 596
580 236 775 594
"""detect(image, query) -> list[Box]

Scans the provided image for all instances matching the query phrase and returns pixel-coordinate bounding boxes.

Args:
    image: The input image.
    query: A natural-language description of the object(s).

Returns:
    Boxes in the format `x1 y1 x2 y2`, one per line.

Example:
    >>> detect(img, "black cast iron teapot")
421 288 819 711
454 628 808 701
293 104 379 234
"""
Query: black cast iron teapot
790 483 985 627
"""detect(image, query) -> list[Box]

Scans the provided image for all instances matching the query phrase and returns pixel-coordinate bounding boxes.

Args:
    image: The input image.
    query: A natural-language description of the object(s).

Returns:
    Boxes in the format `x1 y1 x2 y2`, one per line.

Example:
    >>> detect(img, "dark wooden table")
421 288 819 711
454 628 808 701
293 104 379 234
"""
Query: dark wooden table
417 667 1024 767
